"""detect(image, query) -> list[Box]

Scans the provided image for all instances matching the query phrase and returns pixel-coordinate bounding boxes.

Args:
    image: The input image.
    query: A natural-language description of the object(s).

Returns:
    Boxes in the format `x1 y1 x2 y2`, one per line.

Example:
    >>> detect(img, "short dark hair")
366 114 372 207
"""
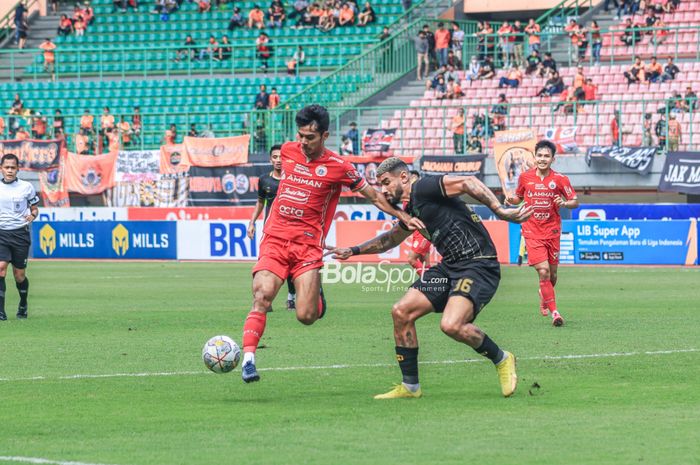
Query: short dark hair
535 140 557 156
409 169 420 178
1 153 19 166
270 144 283 154
376 157 409 177
295 104 329 134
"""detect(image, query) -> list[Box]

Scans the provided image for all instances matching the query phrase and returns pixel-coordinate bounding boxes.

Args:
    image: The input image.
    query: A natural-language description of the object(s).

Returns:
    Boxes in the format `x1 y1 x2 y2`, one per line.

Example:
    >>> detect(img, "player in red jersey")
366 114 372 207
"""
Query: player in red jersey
241 105 422 383
506 140 578 327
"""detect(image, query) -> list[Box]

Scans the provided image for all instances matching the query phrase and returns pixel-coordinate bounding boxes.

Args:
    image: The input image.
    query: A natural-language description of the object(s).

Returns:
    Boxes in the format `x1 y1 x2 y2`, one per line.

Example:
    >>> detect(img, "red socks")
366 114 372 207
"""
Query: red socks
242 311 267 353
539 279 557 312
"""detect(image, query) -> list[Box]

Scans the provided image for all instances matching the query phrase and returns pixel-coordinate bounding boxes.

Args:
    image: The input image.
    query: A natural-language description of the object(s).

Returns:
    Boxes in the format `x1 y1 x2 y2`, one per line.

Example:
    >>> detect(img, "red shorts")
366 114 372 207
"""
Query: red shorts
252 234 324 280
525 237 560 266
410 231 431 256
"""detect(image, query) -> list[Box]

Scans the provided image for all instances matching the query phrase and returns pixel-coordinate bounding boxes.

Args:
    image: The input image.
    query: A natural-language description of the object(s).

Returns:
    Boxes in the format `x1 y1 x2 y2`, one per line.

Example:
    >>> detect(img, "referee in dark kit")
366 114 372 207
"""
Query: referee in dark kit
0 153 39 321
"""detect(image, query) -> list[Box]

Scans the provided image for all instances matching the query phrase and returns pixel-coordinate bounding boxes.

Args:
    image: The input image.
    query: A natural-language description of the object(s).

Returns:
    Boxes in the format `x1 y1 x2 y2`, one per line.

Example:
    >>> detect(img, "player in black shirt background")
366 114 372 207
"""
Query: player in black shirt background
247 145 297 310
326 157 531 399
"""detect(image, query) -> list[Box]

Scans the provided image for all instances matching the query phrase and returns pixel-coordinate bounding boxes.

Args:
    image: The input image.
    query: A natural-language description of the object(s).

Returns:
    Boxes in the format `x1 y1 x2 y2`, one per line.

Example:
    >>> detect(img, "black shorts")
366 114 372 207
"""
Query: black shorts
410 259 500 317
0 227 31 269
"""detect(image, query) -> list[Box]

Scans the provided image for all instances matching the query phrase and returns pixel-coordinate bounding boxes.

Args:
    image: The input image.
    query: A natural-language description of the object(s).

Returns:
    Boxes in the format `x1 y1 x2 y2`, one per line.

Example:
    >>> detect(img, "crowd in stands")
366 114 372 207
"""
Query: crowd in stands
56 3 95 37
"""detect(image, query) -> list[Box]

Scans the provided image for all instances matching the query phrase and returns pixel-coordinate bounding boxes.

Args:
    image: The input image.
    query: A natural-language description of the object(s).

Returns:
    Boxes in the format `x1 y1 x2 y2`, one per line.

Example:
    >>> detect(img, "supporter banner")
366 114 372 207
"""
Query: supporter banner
0 138 64 171
188 165 267 206
362 128 396 155
37 207 128 222
32 221 177 259
493 129 536 196
184 135 250 167
418 154 487 179
177 220 262 260
657 152 700 195
38 166 70 207
585 146 656 175
107 173 189 207
116 150 160 182
542 127 578 154
64 151 117 195
570 219 697 265
573 203 700 221
160 144 190 174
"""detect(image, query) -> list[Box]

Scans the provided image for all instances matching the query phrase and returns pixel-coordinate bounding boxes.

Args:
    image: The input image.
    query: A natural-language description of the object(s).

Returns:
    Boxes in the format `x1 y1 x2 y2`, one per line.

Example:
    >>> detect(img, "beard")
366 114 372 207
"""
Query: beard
385 184 404 207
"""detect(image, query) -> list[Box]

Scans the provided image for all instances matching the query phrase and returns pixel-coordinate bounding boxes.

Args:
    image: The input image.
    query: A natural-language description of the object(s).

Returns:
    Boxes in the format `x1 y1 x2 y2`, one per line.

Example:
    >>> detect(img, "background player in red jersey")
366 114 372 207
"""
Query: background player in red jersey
506 140 579 326
241 105 422 383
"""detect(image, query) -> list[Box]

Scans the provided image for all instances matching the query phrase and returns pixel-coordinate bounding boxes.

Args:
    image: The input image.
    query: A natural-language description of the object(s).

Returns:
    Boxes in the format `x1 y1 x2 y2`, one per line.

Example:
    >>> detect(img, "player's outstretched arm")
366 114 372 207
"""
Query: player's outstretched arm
357 183 425 230
324 223 412 260
442 175 533 224
247 199 265 239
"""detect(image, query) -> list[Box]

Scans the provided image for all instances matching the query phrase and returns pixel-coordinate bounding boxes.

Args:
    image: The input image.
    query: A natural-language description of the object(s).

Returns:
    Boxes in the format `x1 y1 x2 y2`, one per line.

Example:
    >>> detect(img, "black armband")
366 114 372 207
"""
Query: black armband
350 246 360 256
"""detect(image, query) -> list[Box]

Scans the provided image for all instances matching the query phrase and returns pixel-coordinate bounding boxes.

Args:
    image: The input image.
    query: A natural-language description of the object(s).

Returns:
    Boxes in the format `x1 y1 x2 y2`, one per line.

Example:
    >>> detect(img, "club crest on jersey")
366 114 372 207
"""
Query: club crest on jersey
315 165 327 177
548 181 557 189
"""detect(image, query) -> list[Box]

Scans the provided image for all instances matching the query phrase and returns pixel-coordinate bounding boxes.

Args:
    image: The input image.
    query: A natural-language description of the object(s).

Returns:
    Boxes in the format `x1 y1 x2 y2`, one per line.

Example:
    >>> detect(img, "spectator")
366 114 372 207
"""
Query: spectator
200 125 215 138
660 56 679 82
433 76 448 99
572 65 586 100
269 87 281 109
620 19 641 46
114 0 127 13
466 135 483 153
80 109 94 136
540 52 557 77
477 56 495 79
17 14 29 49
644 11 659 30
163 124 177 145
536 70 564 96
444 64 459 82
642 113 654 146
611 110 623 146
616 0 631 18
268 0 285 27
188 123 199 137
401 0 411 12
645 56 663 82
651 19 668 45
318 5 336 32
490 94 508 130
590 20 602 65
422 24 436 71
583 78 597 101
83 2 95 24
655 114 667 150
58 15 74 36
107 127 120 153
256 32 272 70
345 122 359 155
446 50 462 69
248 5 265 29
475 21 487 61
451 108 465 154
200 35 220 61
623 56 645 85
498 65 522 88
525 50 541 75
219 35 232 60
132 106 142 145
524 19 541 55
564 19 582 63
465 56 480 82
289 0 309 19
100 107 115 148
379 26 390 41
52 109 64 138
340 135 354 154
446 77 463 99
287 45 305 75
434 22 451 68
414 31 429 81
228 7 245 29
254 84 270 109
31 113 47 140
576 23 588 62
451 22 465 62
357 2 375 26
497 21 513 68
512 20 525 68
0 116 4 138
425 65 446 90
338 3 355 26
667 113 681 150
75 132 90 154
555 87 579 114
13 1 25 45
73 14 86 36
39 38 57 76
682 86 697 112
15 126 30 141
118 116 132 147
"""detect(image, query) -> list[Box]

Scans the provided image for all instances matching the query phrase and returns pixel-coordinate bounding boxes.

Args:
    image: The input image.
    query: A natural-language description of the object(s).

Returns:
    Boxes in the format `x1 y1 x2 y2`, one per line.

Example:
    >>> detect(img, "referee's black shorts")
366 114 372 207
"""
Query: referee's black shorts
0 227 31 269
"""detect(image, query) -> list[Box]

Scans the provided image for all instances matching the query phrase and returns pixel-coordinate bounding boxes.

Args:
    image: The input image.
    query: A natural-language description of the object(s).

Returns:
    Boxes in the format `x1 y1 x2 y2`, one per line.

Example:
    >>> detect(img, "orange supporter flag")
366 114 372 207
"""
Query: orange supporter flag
183 134 250 167
492 129 536 198
39 162 70 207
64 151 117 195
160 143 190 174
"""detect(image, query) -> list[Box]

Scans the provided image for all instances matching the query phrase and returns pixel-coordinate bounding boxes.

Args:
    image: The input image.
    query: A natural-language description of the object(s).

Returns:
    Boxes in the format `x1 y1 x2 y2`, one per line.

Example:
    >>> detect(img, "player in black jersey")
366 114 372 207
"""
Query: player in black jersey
247 145 297 310
326 157 532 399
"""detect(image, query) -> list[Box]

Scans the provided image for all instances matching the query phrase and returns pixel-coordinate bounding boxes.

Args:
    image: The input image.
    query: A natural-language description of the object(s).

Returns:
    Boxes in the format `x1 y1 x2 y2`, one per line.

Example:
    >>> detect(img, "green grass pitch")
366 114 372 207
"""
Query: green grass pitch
0 262 698 465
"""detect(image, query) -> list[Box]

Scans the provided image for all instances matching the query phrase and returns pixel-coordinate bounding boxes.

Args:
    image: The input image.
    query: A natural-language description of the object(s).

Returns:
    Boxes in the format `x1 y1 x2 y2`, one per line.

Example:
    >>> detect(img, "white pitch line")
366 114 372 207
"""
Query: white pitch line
0 348 696 383
0 456 125 465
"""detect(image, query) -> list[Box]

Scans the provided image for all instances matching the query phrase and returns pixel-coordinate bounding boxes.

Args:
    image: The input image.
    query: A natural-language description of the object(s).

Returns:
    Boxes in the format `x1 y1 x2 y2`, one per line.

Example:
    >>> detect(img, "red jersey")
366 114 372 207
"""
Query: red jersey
515 168 576 240
263 141 367 247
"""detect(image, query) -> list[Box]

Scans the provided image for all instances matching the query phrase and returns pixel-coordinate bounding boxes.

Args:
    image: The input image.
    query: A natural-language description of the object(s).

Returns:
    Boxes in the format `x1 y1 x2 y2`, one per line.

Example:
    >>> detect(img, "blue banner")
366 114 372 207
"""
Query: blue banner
569 220 697 265
32 221 177 259
573 204 700 221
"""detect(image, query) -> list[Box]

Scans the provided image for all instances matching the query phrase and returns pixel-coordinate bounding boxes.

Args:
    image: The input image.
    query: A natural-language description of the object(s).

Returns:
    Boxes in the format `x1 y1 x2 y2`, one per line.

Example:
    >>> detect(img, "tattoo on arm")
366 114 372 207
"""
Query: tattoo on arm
462 177 501 212
357 225 409 255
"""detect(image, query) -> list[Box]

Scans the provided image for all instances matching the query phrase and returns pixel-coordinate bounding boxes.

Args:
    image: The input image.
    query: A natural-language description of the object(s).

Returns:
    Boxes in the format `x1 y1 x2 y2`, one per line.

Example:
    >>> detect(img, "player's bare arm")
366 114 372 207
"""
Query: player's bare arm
357 183 425 230
247 199 265 239
26 204 38 223
325 223 411 260
554 195 579 209
504 194 522 206
441 175 533 224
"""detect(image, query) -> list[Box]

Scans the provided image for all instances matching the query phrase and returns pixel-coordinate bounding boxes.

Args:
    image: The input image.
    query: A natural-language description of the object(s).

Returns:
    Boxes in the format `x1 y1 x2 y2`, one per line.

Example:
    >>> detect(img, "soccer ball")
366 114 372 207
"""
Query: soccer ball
202 335 241 374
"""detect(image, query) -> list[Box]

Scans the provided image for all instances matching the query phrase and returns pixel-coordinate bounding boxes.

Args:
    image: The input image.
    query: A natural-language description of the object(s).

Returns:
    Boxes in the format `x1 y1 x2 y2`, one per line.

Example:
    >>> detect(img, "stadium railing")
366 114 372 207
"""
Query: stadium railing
536 0 594 33
0 38 375 81
0 0 38 46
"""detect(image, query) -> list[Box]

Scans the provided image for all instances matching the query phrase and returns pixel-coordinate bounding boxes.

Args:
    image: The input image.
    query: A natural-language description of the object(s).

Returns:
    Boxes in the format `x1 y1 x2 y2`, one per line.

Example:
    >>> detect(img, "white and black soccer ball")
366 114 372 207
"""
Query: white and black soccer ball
202 335 241 374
